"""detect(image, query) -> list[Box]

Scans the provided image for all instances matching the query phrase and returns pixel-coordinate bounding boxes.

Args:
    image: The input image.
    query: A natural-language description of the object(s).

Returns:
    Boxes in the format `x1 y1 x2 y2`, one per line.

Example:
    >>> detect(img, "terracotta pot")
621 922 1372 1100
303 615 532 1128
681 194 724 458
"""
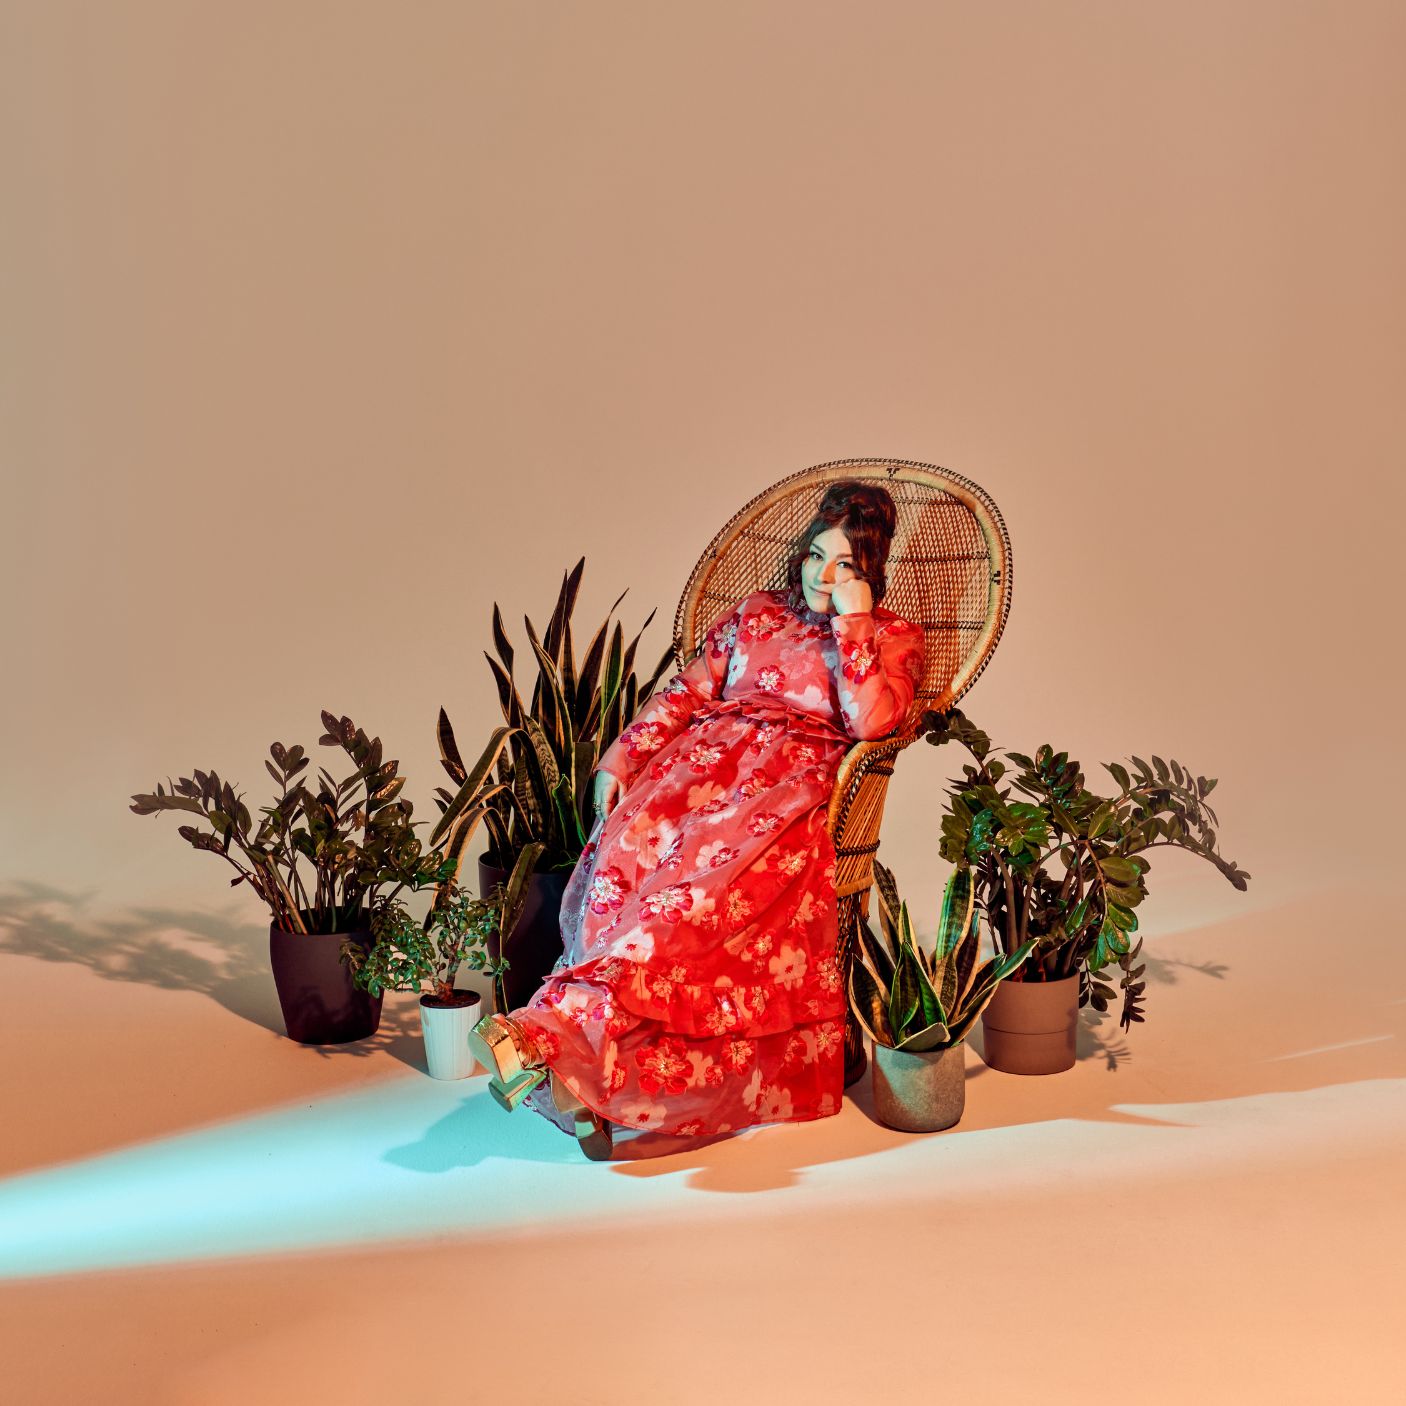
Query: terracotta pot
268 925 382 1044
980 972 1079 1074
419 990 483 1080
871 1041 966 1132
477 858 571 1011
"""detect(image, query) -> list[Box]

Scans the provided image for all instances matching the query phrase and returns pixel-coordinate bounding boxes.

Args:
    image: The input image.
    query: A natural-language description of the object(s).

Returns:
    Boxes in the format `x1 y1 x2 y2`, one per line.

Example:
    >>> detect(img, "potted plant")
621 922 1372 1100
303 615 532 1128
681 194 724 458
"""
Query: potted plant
922 709 1251 1074
431 557 676 1009
340 875 531 1079
847 859 1035 1131
129 709 516 1045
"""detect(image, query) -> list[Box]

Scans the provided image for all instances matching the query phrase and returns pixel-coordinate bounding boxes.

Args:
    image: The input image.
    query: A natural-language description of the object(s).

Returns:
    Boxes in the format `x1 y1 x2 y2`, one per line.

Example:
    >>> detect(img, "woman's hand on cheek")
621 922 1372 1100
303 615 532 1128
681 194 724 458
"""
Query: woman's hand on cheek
830 578 873 615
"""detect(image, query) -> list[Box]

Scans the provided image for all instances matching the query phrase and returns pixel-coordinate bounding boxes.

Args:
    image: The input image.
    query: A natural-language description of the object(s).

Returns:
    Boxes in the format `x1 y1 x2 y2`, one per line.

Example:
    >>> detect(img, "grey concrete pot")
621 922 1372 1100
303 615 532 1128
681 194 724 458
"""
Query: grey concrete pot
980 972 1079 1074
871 1041 966 1132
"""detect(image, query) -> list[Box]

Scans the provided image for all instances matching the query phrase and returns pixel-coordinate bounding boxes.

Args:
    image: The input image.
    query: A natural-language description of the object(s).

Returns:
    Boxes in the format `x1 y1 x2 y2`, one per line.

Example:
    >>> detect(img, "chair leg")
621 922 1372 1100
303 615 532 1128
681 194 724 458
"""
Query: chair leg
843 1010 867 1088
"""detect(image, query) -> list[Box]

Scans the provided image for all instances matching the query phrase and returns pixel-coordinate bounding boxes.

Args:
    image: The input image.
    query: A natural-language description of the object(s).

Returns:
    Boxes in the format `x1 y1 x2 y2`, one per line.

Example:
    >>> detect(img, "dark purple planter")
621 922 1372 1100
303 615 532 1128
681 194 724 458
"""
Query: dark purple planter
268 925 383 1044
477 859 571 1012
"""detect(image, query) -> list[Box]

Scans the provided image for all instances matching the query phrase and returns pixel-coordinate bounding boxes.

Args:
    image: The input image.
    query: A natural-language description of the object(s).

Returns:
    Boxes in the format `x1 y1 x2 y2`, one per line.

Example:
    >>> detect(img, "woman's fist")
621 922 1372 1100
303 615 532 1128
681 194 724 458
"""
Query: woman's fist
829 577 873 615
593 768 623 822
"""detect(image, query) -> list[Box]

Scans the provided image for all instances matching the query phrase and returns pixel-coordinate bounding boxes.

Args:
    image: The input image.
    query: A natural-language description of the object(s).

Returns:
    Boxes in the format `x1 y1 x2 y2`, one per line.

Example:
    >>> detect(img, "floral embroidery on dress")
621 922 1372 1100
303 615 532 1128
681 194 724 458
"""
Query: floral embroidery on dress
838 635 880 685
587 866 630 916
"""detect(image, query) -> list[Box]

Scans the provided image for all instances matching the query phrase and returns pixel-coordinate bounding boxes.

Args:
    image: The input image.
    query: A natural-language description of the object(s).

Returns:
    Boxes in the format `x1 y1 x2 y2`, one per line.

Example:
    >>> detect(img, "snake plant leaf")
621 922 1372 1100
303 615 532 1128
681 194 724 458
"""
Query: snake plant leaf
429 726 520 847
524 634 570 760
432 789 503 890
480 651 523 732
934 948 959 1015
856 917 896 988
601 623 625 737
873 858 902 942
946 936 1040 1038
561 614 578 716
437 707 468 786
894 1018 953 1053
618 607 660 690
574 624 608 734
847 957 893 1046
543 557 584 668
572 737 596 831
517 716 559 791
481 806 512 867
490 601 514 679
900 902 946 1030
935 865 975 962
512 749 545 837
889 932 942 1039
550 774 587 859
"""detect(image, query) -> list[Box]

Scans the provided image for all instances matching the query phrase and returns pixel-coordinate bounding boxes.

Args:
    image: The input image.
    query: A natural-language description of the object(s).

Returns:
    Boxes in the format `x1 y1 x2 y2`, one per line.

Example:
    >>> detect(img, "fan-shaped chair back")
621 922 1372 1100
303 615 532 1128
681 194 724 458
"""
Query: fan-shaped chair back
675 458 1012 727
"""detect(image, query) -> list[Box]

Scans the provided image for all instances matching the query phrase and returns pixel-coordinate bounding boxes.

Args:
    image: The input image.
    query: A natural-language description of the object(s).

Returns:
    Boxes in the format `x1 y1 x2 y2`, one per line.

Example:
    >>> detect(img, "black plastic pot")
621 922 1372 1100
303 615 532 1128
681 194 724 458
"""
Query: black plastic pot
268 925 383 1044
477 858 571 1012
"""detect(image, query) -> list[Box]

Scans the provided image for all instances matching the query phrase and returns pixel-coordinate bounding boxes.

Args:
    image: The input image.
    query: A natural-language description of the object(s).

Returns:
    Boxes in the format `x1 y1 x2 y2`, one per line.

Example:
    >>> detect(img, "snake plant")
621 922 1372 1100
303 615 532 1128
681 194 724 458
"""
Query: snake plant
431 556 675 883
848 859 1035 1053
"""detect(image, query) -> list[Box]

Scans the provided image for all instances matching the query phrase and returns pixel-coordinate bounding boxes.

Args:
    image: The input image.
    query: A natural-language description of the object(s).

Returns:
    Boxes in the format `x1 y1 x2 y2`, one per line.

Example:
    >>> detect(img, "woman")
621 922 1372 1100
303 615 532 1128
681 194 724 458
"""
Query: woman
469 481 925 1158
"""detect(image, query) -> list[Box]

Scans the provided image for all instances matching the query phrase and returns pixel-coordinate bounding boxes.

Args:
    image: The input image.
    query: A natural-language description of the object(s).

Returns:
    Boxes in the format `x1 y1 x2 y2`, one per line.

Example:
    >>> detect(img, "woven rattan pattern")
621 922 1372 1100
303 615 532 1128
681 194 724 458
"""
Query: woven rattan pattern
673 458 1011 726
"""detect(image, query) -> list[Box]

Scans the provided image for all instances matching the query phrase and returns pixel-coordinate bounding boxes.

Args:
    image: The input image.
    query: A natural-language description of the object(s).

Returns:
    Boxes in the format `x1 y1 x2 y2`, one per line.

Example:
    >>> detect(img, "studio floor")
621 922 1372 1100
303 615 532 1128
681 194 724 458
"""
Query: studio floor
2 885 1401 1405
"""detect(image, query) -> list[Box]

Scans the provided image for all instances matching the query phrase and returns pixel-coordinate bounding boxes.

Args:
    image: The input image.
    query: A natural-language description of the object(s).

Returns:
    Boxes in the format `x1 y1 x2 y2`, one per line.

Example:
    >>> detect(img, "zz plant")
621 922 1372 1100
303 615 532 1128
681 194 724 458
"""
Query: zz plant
848 859 1036 1052
922 708 1250 1031
130 710 456 934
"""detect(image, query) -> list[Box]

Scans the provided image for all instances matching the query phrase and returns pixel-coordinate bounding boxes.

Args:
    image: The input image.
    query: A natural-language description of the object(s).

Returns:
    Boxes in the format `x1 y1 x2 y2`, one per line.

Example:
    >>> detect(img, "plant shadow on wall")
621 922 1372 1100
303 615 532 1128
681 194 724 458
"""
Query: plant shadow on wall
0 879 426 1062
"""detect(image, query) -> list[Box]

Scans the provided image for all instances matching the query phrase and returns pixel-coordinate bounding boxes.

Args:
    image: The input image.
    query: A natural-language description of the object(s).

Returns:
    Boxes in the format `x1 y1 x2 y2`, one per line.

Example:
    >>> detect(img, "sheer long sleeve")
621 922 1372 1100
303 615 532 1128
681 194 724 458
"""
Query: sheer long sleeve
596 598 743 790
829 610 925 741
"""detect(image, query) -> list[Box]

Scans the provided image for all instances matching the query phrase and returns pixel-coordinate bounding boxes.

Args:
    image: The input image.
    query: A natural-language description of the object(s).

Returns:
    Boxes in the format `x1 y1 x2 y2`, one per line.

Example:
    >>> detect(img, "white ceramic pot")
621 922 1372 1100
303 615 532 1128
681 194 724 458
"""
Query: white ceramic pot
419 992 483 1080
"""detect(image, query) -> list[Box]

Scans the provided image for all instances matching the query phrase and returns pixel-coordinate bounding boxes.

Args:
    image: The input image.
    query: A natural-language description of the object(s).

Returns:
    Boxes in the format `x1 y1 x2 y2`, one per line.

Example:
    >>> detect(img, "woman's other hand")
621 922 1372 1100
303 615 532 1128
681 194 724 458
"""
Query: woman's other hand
830 577 873 615
593 768 623 822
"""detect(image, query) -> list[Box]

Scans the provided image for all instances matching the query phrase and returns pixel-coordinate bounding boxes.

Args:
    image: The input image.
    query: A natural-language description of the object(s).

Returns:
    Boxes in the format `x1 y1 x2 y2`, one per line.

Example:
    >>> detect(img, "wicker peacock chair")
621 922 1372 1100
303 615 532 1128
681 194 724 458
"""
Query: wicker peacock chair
673 457 1013 1086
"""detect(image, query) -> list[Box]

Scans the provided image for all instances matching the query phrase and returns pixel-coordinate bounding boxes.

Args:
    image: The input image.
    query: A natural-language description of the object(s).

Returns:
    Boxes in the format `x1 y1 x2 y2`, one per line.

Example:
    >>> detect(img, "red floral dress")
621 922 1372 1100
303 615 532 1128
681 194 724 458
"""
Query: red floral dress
510 588 925 1138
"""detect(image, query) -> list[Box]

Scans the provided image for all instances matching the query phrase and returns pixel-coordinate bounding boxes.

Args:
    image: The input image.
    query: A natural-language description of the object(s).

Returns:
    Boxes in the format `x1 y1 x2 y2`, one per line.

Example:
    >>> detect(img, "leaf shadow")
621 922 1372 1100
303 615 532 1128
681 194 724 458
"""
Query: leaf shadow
0 879 424 1063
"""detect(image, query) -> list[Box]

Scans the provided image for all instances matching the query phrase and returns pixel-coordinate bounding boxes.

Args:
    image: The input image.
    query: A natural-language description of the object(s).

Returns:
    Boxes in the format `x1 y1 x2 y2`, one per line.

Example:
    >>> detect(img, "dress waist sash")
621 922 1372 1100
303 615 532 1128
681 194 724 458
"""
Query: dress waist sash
686 695 853 748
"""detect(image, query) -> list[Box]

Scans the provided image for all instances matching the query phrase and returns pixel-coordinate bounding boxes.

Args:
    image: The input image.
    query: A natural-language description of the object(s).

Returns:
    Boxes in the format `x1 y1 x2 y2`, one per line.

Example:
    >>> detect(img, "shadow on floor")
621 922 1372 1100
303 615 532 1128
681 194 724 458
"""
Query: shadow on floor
0 878 427 1065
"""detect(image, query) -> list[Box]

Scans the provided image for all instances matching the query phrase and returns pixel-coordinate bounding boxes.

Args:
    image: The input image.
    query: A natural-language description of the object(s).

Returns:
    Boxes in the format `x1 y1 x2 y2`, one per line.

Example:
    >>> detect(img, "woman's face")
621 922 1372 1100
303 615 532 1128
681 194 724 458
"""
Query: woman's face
801 526 860 613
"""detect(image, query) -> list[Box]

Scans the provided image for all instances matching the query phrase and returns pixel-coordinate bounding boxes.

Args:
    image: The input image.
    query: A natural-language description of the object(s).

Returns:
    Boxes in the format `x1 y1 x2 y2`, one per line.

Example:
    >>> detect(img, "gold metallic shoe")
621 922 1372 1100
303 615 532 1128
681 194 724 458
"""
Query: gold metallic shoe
550 1070 614 1161
469 1012 532 1080
470 1013 545 1110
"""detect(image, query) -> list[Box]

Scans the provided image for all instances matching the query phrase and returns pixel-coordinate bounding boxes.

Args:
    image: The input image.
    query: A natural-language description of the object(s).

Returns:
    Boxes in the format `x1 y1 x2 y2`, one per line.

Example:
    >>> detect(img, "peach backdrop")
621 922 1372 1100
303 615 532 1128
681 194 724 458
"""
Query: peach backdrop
3 2 1401 1027
4 5 1406 1402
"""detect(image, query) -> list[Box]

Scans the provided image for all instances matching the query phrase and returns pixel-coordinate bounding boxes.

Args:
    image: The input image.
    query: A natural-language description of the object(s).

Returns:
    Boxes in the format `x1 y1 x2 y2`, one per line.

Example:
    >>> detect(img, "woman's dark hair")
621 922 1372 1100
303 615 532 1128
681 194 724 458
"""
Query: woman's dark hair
781 480 898 612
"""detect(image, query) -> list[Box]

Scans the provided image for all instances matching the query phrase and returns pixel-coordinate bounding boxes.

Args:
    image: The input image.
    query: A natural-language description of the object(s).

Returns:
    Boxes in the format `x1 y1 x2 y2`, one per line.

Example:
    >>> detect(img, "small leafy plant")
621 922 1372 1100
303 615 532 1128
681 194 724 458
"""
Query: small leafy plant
922 708 1250 1030
848 859 1035 1052
342 883 501 1003
343 843 544 1013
